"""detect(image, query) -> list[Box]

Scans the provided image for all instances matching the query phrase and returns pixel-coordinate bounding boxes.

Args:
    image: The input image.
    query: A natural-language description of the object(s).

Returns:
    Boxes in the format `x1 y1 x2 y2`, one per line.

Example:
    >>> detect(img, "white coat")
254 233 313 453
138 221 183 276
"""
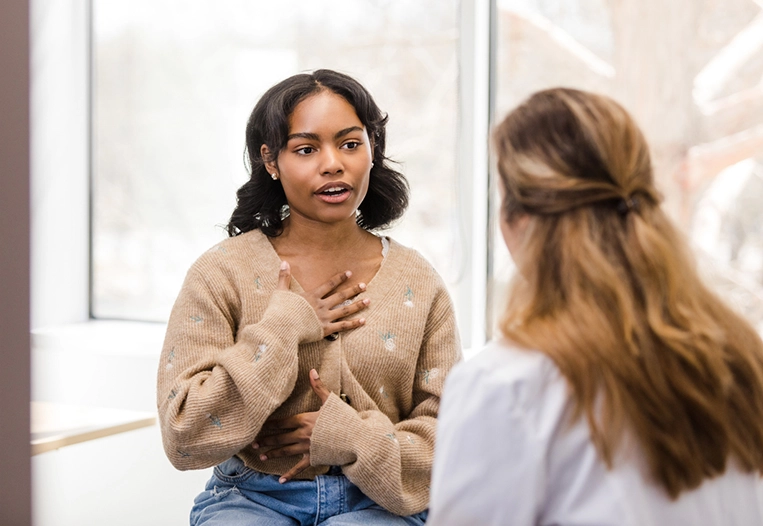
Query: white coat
429 340 763 526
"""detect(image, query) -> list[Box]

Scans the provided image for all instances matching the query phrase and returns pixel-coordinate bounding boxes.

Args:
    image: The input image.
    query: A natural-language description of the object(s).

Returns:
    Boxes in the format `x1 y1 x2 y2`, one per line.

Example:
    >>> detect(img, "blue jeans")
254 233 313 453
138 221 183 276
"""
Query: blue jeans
190 456 428 525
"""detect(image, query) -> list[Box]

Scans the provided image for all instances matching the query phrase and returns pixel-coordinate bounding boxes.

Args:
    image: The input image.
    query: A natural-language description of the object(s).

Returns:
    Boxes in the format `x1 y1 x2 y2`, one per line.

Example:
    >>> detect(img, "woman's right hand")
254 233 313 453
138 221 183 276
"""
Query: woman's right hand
277 261 369 338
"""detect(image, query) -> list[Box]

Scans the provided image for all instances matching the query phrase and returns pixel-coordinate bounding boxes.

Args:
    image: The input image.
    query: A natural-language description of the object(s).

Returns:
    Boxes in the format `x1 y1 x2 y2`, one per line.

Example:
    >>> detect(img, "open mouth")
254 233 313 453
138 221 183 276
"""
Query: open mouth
318 186 349 197
315 183 352 203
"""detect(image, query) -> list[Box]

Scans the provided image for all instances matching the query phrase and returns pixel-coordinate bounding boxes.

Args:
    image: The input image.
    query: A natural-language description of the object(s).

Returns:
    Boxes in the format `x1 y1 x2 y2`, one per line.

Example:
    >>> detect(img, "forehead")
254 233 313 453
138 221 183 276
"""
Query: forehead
288 91 364 134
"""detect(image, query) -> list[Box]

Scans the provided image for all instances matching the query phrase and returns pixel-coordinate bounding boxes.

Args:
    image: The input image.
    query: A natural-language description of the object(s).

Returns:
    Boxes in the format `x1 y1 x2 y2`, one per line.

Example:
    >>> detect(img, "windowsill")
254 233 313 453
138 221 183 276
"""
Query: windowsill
31 400 157 455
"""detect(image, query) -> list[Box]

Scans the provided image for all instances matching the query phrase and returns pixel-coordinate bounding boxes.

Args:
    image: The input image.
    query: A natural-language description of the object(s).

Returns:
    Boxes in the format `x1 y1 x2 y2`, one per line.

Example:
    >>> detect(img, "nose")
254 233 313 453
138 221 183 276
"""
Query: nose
320 147 343 176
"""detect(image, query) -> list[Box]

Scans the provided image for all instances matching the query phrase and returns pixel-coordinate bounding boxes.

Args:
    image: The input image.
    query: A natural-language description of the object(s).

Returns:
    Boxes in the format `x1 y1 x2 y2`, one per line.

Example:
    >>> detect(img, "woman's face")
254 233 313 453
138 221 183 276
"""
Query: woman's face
264 90 373 228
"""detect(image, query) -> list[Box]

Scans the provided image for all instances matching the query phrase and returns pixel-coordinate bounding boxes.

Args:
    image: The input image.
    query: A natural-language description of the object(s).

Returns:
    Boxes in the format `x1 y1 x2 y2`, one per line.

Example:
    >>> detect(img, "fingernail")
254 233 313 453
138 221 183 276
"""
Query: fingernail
359 283 366 290
280 261 288 270
279 477 286 484
252 443 259 449
260 455 267 461
359 318 366 324
310 369 320 380
345 270 352 277
362 299 370 305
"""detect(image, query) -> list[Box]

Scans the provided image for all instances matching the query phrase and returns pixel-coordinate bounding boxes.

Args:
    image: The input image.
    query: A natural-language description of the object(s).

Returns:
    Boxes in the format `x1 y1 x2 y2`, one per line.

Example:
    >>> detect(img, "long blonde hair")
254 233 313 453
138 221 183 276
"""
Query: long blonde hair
494 88 763 498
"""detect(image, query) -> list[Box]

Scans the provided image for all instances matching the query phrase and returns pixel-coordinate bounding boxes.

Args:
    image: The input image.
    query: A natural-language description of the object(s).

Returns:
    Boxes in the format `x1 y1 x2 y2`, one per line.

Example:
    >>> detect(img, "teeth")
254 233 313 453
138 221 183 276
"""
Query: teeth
322 187 345 194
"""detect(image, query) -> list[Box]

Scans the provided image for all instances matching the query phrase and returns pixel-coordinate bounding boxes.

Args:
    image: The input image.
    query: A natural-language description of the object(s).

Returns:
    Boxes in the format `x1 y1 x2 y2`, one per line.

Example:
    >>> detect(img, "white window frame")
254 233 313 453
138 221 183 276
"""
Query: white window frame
31 0 91 330
458 0 494 352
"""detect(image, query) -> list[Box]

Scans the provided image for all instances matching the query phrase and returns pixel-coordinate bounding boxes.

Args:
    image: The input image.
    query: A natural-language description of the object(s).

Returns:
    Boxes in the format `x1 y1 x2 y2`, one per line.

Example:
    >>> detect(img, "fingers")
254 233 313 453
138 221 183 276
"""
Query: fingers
255 410 319 449
314 284 370 338
260 415 300 432
302 274 370 338
309 369 330 404
256 429 302 449
279 454 311 484
312 270 352 299
331 297 370 318
325 316 366 337
277 261 291 291
324 282 369 318
328 281 367 305
259 442 308 461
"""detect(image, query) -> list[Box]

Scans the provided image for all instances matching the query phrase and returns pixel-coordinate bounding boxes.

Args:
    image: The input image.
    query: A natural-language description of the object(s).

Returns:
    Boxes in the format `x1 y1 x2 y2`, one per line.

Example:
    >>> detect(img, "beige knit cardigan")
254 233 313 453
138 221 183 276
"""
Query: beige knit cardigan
156 229 462 516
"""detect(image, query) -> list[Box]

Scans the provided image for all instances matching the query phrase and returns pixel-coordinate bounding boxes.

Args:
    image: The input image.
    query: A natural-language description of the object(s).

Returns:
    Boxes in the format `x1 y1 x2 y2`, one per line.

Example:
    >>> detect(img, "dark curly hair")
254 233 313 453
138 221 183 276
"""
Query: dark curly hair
226 69 409 237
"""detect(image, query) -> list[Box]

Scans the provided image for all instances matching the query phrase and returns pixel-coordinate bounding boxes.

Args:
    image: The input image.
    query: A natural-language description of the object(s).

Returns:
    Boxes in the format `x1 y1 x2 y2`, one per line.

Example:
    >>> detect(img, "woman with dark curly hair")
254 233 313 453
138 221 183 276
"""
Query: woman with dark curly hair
157 69 461 525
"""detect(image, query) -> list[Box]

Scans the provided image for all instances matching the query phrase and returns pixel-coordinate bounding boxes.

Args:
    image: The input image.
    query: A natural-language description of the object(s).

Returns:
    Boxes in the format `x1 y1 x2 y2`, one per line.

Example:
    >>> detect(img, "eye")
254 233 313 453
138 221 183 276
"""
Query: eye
295 146 315 155
342 141 361 150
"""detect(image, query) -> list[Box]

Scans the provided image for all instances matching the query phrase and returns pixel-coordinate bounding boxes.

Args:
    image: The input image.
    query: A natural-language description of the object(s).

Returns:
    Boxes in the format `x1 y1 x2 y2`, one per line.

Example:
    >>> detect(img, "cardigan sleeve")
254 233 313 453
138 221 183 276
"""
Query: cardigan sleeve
156 264 322 470
308 285 462 516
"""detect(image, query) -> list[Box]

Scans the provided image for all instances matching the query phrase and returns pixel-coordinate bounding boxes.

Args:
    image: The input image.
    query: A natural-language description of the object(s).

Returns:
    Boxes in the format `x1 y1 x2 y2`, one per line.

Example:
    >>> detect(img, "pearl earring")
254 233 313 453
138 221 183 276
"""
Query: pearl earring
271 173 278 180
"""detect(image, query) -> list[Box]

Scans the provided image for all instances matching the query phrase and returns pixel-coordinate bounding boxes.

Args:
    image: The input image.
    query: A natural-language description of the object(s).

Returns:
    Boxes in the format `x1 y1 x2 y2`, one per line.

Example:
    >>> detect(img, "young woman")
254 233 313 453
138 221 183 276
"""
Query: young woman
428 88 763 525
157 69 461 525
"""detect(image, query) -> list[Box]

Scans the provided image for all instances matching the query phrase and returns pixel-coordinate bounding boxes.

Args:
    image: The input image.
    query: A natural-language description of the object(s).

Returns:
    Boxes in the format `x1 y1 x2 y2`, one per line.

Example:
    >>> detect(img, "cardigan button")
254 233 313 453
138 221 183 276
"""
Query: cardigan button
340 393 351 405
325 333 339 341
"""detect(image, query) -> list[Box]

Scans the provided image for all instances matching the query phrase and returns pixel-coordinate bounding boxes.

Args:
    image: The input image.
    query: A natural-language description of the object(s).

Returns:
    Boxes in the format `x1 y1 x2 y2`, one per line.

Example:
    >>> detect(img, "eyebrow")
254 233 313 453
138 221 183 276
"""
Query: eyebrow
286 126 364 142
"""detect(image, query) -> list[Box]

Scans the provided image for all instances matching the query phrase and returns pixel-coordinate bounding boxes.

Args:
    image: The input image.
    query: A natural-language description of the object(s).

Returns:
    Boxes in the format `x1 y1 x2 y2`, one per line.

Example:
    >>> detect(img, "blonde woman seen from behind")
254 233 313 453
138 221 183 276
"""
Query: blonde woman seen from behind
428 88 763 526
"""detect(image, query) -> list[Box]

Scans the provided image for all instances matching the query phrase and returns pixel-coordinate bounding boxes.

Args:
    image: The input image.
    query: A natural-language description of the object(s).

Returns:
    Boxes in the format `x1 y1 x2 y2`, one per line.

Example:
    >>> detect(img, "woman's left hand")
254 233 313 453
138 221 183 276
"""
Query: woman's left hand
253 369 330 483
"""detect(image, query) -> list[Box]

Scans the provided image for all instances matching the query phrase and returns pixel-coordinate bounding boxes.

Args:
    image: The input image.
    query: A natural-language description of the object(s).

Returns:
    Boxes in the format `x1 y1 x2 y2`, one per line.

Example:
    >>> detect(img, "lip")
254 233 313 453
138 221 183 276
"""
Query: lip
314 181 353 204
315 181 352 194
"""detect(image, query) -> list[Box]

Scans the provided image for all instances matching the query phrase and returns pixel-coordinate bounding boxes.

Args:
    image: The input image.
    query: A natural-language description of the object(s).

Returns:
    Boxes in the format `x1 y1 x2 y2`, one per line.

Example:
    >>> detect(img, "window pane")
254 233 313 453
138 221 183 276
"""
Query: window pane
491 0 763 335
92 0 460 322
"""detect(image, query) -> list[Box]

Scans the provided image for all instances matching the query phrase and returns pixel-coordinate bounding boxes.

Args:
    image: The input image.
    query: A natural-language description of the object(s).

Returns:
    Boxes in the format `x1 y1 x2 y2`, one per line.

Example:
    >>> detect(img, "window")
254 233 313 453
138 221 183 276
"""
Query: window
490 0 763 335
91 0 467 331
64 0 763 346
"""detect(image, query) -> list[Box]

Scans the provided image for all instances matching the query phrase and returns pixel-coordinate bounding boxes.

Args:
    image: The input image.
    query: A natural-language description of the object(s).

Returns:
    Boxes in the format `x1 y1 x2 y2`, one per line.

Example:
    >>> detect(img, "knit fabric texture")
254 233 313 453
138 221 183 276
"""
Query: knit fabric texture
156 229 462 515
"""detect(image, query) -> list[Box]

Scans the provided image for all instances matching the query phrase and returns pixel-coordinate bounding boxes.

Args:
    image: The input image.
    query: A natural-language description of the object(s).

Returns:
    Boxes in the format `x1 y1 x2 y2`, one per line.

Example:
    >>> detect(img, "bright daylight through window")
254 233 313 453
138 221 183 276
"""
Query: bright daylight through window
490 0 763 335
92 0 763 341
92 0 462 326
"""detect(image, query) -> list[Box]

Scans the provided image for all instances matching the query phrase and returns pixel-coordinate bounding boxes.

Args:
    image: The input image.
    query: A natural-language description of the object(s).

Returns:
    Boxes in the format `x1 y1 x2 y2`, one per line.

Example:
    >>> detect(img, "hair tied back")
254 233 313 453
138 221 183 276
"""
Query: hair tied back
617 195 640 216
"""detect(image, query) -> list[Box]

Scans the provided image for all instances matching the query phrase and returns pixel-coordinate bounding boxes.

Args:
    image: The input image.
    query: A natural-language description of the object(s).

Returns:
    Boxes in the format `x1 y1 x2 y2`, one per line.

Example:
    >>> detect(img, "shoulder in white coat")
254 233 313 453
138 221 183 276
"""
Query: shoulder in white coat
428 340 569 526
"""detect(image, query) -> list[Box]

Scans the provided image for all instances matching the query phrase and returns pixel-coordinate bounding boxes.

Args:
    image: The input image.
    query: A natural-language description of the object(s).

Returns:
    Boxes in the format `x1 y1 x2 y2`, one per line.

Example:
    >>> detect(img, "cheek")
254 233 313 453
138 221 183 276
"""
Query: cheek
278 161 311 197
500 216 527 261
279 178 306 208
500 219 515 256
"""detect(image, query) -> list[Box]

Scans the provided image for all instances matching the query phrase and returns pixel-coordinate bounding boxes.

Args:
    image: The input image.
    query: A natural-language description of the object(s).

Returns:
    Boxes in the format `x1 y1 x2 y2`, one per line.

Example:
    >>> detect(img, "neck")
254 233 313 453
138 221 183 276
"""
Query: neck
275 215 370 255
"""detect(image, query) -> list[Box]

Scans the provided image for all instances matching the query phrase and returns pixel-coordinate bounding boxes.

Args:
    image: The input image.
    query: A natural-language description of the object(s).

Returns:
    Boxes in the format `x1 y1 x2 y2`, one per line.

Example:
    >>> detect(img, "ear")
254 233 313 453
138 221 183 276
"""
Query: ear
260 144 278 177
